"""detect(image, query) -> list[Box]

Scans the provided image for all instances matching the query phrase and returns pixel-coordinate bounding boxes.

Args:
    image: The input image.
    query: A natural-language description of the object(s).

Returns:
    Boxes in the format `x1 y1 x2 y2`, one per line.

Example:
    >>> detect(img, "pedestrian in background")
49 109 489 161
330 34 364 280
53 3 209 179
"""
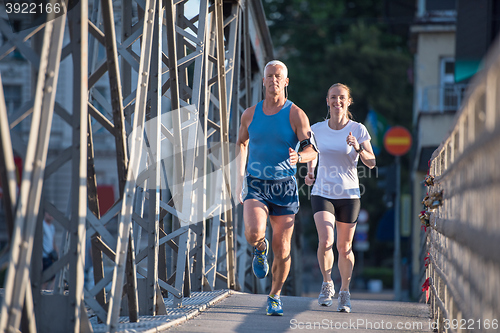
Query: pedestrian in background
42 211 58 290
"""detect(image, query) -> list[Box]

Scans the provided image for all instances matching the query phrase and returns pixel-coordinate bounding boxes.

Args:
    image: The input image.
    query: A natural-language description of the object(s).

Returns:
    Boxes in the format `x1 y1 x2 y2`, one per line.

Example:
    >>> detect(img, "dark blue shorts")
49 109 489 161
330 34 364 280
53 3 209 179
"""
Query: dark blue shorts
243 175 299 216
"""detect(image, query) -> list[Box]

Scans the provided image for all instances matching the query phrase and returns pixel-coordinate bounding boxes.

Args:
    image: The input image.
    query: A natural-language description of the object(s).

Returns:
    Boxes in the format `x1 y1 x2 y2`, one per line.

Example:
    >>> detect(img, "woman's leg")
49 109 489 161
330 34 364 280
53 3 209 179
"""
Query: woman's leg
314 211 336 282
336 221 357 291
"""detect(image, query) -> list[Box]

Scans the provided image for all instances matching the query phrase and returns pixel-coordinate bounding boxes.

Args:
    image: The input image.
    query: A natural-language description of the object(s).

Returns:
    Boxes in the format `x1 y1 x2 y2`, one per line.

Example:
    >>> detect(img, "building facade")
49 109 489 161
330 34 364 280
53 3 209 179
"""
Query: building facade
410 0 458 298
410 0 500 298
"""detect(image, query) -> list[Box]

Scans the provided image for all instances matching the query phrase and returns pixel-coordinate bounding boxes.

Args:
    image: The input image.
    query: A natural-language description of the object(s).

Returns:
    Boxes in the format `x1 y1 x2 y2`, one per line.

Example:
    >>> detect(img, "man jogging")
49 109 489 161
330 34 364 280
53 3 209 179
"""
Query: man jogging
235 60 318 315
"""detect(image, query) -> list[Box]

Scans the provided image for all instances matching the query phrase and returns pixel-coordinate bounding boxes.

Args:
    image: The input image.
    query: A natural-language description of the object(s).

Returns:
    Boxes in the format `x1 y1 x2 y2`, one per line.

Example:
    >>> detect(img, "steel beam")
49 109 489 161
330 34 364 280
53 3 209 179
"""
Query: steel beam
0 1 67 330
106 0 157 329
0 75 17 240
0 0 273 330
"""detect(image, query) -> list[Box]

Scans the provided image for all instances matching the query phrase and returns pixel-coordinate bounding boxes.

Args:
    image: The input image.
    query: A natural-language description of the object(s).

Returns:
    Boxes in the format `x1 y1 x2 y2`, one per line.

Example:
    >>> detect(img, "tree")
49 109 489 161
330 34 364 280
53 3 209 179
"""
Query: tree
263 0 415 269
263 1 413 127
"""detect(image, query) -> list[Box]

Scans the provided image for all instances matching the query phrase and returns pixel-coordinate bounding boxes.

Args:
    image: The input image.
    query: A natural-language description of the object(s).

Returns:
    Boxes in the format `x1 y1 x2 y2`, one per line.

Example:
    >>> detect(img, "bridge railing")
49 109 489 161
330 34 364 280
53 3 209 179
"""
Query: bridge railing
0 0 274 332
425 36 500 332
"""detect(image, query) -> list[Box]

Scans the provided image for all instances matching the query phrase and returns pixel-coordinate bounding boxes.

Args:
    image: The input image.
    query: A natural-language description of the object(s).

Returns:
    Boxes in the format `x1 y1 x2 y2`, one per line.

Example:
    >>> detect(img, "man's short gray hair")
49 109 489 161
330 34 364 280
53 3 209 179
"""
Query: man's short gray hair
264 60 288 79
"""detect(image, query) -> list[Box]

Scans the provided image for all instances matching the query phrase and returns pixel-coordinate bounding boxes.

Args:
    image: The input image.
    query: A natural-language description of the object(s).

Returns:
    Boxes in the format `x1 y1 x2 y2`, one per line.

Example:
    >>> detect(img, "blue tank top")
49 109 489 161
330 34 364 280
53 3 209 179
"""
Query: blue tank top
247 99 299 180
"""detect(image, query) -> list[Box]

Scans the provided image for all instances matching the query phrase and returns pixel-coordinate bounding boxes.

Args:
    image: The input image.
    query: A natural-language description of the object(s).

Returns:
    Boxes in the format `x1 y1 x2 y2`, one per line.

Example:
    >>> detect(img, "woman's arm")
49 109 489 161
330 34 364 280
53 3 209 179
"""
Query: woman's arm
357 140 376 169
346 131 376 169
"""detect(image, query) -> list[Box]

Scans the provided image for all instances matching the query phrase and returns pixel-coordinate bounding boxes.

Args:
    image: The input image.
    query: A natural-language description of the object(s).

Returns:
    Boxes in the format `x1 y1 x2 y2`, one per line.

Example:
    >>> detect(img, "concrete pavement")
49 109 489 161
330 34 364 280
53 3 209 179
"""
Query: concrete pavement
165 291 433 333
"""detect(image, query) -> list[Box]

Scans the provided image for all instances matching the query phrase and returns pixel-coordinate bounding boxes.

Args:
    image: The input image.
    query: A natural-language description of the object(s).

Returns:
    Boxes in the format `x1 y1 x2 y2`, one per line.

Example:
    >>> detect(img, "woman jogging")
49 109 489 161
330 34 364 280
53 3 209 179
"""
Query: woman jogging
305 83 375 312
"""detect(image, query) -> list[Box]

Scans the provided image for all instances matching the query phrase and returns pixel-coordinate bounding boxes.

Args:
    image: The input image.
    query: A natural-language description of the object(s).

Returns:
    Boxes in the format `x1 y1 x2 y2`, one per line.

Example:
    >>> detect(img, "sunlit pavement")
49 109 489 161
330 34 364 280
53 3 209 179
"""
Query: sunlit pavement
165 291 430 333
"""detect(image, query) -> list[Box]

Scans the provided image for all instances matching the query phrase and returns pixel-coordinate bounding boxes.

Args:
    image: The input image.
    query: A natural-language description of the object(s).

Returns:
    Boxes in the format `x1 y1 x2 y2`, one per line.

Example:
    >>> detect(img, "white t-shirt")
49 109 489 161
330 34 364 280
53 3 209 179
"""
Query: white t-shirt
311 119 371 199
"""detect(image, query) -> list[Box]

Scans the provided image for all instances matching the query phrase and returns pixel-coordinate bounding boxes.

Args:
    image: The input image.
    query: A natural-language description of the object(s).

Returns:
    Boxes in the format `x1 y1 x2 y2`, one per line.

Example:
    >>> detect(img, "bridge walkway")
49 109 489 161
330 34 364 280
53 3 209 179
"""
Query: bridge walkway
89 290 431 333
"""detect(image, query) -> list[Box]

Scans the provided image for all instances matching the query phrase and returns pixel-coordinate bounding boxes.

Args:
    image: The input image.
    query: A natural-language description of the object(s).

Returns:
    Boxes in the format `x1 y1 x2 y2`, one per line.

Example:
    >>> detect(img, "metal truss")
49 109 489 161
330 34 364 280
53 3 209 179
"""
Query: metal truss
0 0 272 331
0 0 90 332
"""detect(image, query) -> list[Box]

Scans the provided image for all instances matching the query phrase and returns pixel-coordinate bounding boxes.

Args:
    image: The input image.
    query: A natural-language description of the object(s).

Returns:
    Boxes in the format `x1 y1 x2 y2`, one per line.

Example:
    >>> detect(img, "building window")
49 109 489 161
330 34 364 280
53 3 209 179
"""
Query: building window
440 58 465 111
426 0 456 11
1 20 24 59
3 84 22 133
440 58 455 85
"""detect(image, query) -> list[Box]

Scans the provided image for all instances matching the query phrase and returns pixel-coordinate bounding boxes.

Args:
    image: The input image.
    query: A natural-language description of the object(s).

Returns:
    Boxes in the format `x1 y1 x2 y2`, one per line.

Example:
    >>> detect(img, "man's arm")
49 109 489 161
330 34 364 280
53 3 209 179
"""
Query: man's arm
289 106 318 165
235 107 254 203
304 154 318 186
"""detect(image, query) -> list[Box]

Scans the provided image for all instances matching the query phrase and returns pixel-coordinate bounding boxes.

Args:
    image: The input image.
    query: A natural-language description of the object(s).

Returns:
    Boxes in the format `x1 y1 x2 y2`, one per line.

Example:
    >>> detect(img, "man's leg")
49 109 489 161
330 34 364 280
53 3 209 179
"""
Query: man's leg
243 199 269 249
244 199 271 279
268 214 295 296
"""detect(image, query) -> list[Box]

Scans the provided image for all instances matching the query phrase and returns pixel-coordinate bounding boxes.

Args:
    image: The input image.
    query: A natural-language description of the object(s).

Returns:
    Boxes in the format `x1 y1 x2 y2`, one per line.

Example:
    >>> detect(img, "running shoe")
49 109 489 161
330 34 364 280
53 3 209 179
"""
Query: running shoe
266 295 283 316
318 281 335 306
337 290 351 313
252 238 269 279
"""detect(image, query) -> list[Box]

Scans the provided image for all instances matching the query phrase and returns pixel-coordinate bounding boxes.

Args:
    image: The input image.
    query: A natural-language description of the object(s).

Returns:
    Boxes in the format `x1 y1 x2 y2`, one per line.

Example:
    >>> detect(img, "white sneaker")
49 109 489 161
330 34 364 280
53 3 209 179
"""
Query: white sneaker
337 290 351 313
318 281 335 306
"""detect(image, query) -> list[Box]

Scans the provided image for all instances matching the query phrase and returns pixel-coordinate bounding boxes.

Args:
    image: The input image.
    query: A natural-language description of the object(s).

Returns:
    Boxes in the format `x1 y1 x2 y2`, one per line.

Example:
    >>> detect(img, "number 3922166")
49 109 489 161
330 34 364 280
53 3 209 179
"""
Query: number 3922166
5 1 62 15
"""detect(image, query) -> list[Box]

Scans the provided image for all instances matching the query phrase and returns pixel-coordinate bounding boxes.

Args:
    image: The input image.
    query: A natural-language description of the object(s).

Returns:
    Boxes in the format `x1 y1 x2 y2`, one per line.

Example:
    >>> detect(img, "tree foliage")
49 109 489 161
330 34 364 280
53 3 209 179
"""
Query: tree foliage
263 0 413 128
262 0 415 259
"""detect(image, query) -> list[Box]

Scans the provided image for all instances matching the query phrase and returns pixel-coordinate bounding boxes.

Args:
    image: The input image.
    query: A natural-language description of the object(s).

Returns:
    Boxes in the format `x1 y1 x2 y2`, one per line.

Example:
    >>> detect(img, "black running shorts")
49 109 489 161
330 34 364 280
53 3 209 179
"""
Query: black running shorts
311 195 360 223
